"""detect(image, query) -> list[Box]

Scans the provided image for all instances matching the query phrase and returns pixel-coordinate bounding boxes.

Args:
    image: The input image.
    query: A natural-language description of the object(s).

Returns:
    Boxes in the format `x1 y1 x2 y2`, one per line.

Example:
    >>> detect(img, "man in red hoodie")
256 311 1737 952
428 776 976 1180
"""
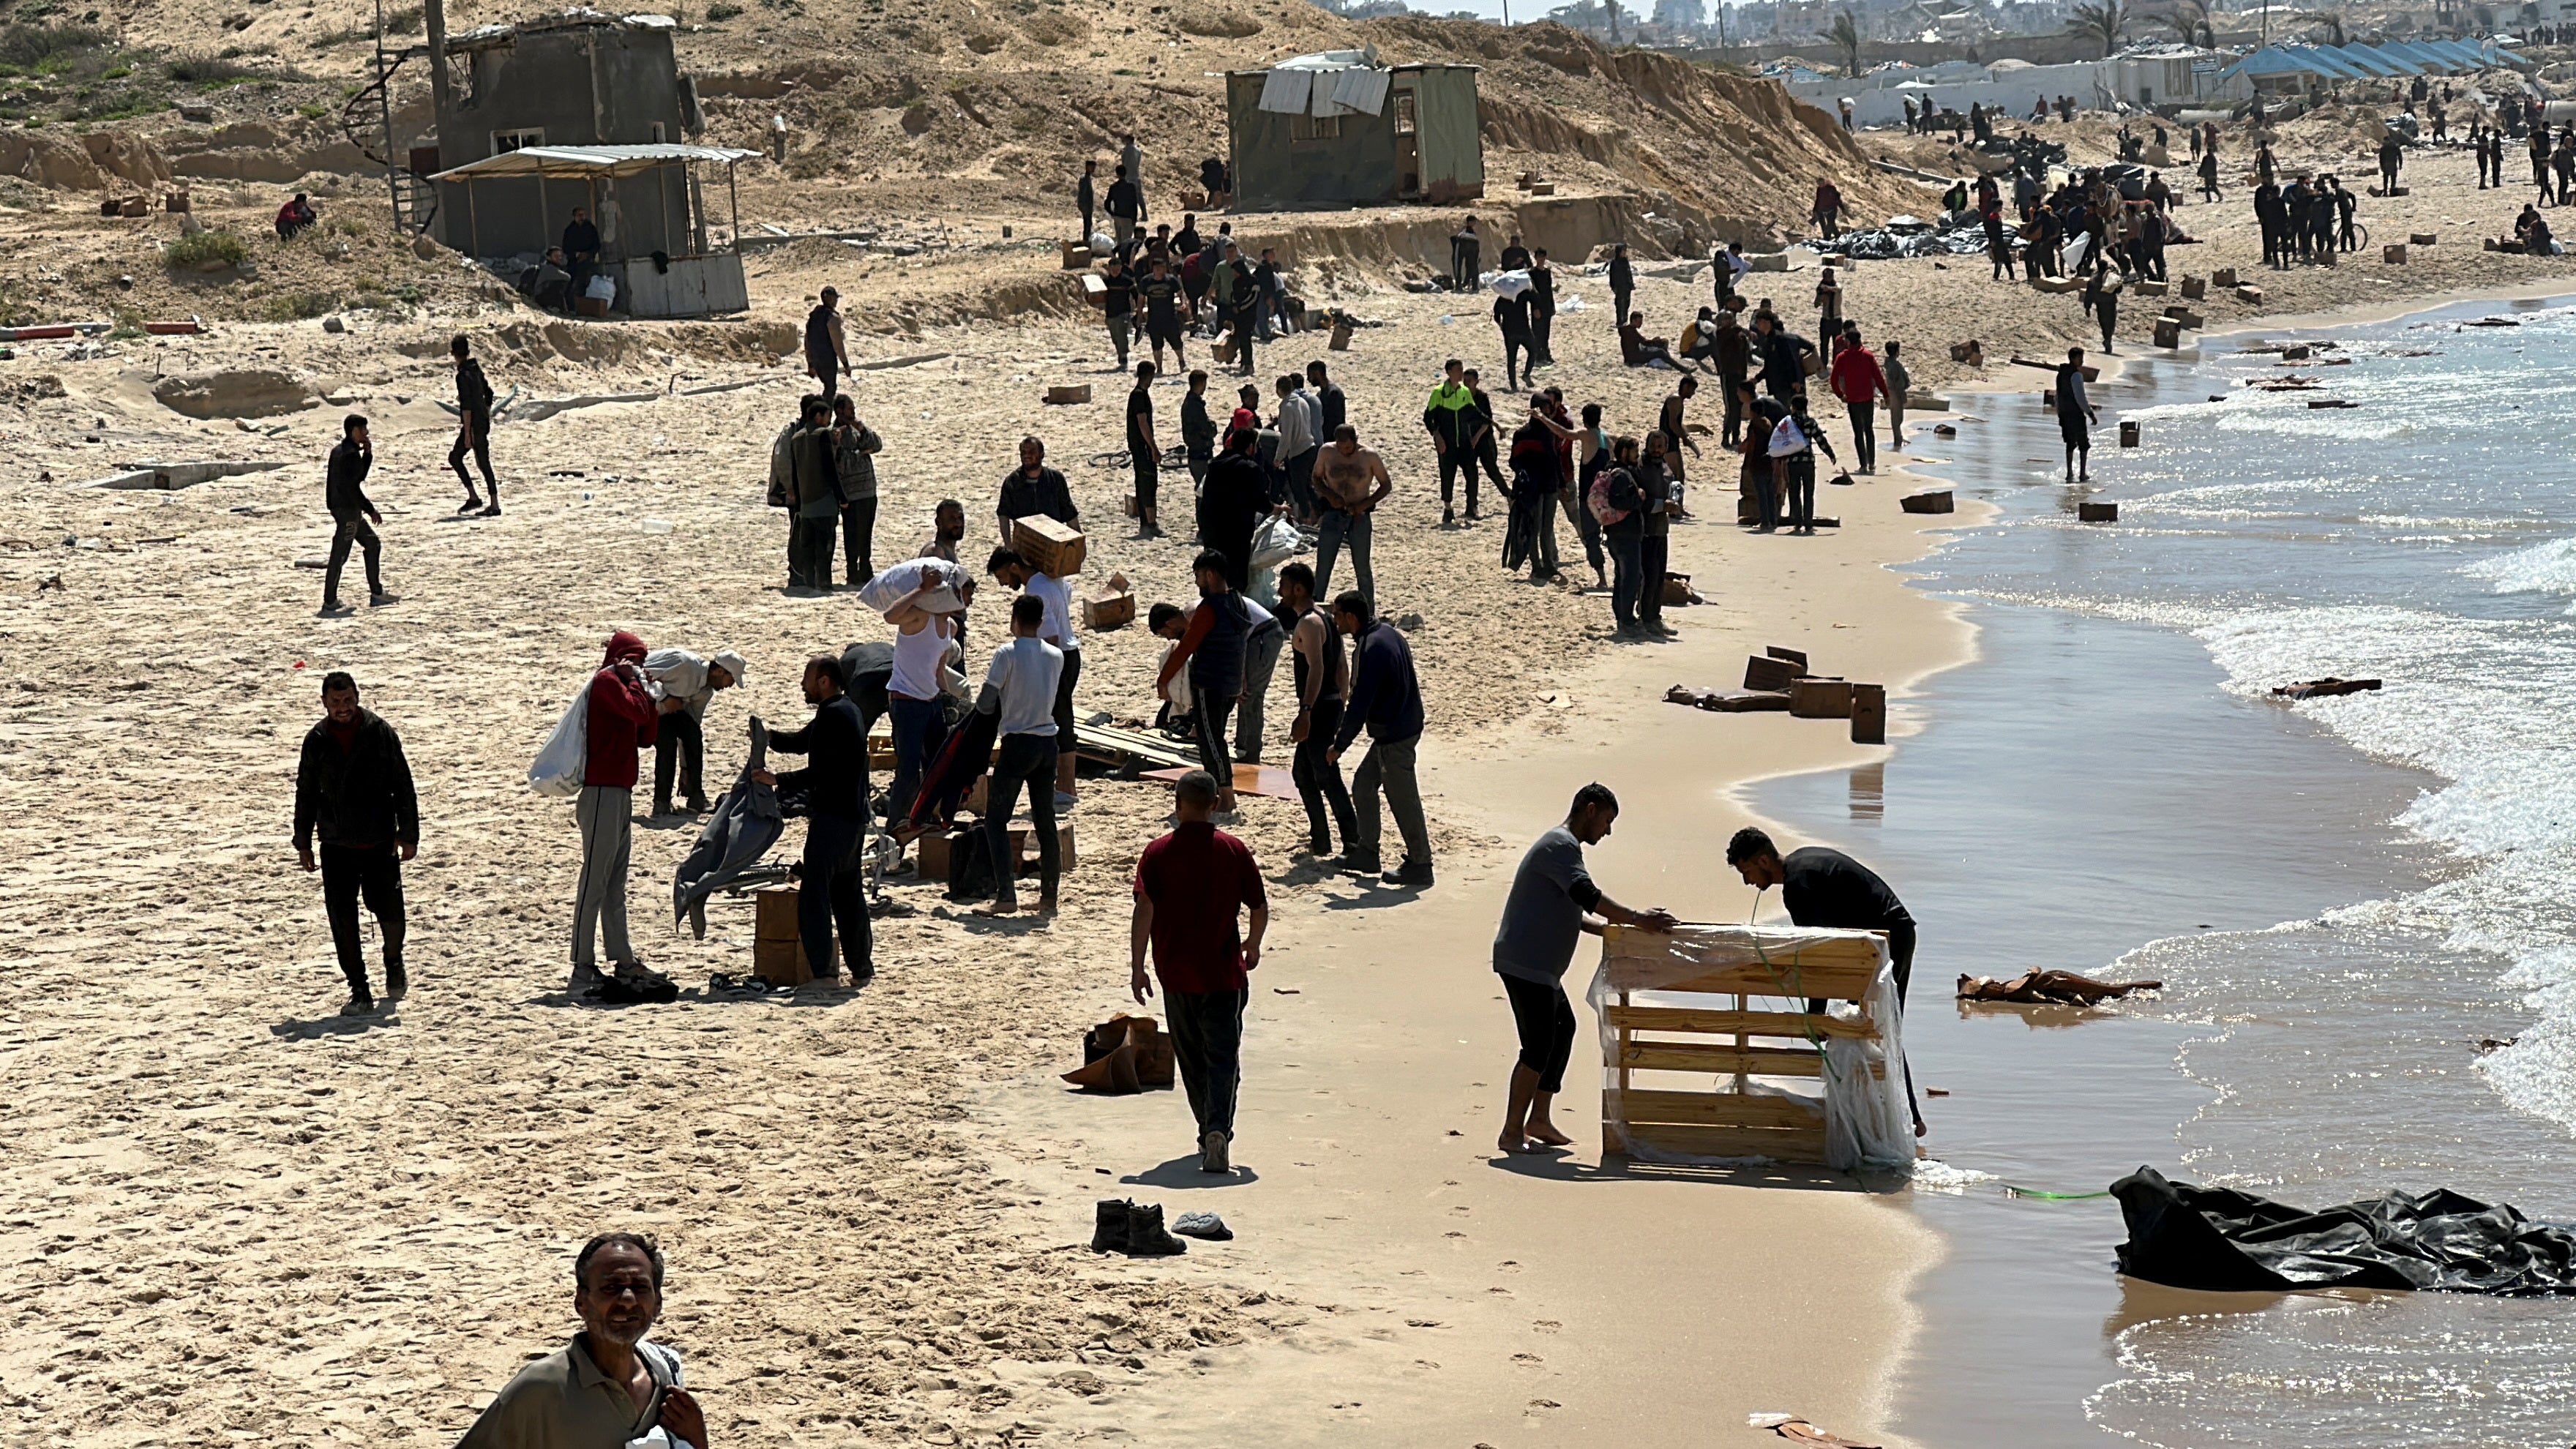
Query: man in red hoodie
1827 327 1891 476
574 631 661 997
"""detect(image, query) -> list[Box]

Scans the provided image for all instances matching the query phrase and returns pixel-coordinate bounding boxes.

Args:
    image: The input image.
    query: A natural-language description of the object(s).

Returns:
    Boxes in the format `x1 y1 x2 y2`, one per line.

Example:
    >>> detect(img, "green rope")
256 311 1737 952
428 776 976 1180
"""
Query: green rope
2002 1185 2113 1200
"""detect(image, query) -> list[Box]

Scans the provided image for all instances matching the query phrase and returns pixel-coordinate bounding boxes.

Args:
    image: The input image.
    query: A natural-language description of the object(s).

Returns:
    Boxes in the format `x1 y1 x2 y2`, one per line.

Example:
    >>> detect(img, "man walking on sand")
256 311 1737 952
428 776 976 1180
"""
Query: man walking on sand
449 334 501 516
320 413 394 616
1126 362 1164 539
1726 826 1925 1137
1494 784 1675 1154
295 670 417 1016
1328 592 1433 887
1131 768 1268 1175
456 1234 708 1449
806 287 850 402
754 654 874 985
571 632 666 1000
1450 216 1481 291
1077 157 1098 243
2056 346 2098 482
1277 561 1355 859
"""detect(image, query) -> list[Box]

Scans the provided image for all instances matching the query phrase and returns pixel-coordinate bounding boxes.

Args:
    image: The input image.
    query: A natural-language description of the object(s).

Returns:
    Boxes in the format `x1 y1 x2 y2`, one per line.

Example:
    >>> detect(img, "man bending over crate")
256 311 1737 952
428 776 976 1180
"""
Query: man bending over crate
1491 784 1676 1156
1726 827 1925 1137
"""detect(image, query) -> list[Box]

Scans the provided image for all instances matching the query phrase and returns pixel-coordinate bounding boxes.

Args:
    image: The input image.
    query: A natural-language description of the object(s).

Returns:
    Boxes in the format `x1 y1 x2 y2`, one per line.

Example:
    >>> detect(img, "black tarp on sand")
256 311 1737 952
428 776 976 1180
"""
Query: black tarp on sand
2112 1165 2576 1296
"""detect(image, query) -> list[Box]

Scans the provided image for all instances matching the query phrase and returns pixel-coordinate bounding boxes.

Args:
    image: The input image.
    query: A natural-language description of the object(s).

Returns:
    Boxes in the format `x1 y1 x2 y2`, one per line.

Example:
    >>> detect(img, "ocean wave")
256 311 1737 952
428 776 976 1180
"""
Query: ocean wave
2466 536 2576 602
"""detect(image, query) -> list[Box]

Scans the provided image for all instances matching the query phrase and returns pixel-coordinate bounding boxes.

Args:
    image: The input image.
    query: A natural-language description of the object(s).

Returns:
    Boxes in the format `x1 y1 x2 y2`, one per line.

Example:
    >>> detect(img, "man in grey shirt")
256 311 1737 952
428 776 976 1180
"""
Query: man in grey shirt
1491 783 1675 1155
457 1233 706 1448
976 593 1065 916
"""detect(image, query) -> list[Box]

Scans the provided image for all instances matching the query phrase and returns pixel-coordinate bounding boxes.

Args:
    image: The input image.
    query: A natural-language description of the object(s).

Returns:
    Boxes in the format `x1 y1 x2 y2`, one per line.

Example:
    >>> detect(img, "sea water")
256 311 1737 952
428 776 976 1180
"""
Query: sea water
1753 293 2576 1447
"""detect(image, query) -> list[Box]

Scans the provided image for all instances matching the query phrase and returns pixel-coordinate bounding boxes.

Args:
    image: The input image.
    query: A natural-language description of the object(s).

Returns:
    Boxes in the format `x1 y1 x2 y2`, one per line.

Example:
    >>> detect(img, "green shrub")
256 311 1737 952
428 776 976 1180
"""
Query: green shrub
706 1 741 17
261 289 338 321
164 229 250 268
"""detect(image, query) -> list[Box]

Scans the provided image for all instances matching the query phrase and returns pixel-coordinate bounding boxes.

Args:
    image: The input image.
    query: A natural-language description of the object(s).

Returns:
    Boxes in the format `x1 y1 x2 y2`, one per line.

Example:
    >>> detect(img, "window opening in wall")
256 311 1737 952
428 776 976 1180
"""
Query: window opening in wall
1291 113 1342 142
1393 92 1417 135
492 128 544 154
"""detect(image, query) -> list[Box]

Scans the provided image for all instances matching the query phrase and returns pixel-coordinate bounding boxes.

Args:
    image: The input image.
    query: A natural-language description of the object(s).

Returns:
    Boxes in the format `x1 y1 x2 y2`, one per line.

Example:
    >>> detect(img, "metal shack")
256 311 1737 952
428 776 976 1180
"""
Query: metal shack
420 8 751 315
1224 50 1483 211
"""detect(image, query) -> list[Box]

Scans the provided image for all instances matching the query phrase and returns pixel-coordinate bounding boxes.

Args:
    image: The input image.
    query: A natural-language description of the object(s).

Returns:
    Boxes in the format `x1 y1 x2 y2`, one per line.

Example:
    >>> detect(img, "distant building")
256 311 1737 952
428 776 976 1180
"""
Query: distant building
1655 0 1708 26
1224 51 1484 211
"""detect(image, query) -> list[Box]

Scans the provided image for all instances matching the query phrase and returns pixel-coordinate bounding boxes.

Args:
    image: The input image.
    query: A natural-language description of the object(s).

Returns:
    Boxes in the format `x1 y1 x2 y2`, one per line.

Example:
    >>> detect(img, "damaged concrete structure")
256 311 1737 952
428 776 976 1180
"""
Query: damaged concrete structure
419 8 751 316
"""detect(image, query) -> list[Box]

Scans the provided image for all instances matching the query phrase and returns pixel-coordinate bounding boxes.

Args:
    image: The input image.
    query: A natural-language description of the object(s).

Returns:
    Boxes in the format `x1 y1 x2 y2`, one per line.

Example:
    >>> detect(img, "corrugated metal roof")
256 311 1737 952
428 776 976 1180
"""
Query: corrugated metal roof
430 143 759 181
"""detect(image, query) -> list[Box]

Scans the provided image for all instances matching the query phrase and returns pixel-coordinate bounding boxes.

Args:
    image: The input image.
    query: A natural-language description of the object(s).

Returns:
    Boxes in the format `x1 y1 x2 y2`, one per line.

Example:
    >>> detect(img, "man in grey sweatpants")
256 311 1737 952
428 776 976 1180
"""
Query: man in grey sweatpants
572 632 660 995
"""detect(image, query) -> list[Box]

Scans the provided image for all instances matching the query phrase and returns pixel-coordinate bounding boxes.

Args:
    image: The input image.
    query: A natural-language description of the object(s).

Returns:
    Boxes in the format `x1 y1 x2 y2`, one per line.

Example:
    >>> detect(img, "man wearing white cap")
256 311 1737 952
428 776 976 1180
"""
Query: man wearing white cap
642 647 747 818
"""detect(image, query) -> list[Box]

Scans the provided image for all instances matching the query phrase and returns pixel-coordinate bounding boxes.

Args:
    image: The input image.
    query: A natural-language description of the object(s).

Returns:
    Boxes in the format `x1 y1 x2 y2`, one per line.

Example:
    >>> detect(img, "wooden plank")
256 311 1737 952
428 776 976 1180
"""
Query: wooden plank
1616 1122 1831 1164
1603 1004 1876 1040
1608 1087 1824 1129
1617 1042 1885 1079
1658 961 1878 1002
1603 926 1882 965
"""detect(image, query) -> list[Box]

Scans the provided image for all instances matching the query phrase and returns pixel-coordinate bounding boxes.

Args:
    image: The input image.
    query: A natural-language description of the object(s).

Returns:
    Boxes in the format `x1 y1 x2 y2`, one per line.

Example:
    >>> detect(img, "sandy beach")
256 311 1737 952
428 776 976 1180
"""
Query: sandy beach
3 105 2571 1445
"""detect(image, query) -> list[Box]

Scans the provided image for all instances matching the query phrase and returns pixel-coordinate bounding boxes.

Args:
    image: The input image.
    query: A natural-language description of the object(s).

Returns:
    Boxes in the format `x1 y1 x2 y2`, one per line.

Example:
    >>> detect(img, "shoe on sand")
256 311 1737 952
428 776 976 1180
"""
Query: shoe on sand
1200 1129 1232 1175
1122 1202 1188 1257
1383 858 1435 888
340 992 378 1016
369 591 400 607
568 962 608 996
479 501 502 517
1091 1198 1133 1254
383 962 408 1001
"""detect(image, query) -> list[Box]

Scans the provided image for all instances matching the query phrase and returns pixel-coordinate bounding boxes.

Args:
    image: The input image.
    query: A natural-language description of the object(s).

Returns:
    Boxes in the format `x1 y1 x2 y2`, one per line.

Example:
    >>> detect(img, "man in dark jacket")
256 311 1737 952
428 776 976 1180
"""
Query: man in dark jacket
1326 596 1433 886
997 435 1079 542
805 287 849 402
321 414 392 615
1450 217 1481 291
1607 244 1635 329
1198 424 1278 590
1106 165 1145 245
1753 313 1815 400
295 671 417 1015
1527 248 1558 367
561 206 602 303
1712 310 1753 446
572 631 660 997
450 334 501 515
787 394 842 591
1077 158 1098 243
1727 826 1924 1137
755 654 874 986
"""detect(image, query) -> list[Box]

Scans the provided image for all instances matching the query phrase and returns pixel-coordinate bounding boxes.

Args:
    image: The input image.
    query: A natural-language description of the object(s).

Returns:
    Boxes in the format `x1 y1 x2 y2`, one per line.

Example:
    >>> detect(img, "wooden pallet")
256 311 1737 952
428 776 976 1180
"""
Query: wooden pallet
1599 926 1886 1166
1074 719 1202 774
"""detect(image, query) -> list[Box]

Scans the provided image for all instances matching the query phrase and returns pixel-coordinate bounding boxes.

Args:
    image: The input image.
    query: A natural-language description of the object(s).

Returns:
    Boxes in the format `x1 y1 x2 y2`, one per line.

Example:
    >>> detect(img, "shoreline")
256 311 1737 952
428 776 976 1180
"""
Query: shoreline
973 424 1995 1445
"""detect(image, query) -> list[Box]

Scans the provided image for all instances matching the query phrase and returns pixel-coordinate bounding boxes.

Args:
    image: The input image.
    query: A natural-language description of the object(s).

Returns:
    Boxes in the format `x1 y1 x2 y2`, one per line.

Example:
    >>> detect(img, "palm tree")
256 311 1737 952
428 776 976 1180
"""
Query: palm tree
1830 9 1862 78
2070 0 2130 56
2153 0 2214 46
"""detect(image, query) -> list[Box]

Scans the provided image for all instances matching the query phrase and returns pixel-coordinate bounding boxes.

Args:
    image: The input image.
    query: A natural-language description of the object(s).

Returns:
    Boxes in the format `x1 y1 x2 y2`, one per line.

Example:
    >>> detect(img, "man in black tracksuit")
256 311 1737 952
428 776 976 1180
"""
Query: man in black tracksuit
757 654 874 986
295 670 419 1015
321 414 389 614
449 334 501 515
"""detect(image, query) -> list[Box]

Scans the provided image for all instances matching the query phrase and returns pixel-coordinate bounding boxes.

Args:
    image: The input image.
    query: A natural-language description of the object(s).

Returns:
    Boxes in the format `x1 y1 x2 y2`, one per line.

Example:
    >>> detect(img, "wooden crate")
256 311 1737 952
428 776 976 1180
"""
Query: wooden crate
1011 514 1087 577
1789 677 1853 719
1044 383 1092 405
1849 682 1887 744
1900 489 1953 514
751 885 812 986
1599 926 1887 1166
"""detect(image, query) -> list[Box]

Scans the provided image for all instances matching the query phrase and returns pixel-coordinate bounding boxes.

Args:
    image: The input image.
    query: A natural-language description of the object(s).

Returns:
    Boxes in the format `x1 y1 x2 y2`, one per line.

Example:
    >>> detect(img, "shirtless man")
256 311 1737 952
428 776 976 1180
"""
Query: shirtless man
1311 423 1393 613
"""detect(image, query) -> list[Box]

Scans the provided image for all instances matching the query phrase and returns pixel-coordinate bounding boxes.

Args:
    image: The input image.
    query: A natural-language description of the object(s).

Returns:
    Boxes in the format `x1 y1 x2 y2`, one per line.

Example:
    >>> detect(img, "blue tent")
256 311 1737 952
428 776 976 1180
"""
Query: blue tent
2328 45 2419 76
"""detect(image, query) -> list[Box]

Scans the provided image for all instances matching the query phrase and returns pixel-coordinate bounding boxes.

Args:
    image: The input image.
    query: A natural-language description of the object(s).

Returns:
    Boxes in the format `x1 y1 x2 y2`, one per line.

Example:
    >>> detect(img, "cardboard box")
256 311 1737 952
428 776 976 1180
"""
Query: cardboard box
1901 490 1954 514
2234 285 2265 304
2181 276 2207 300
2078 501 2119 523
1079 272 1107 308
1044 383 1092 405
1060 242 1091 269
1744 654 1803 692
2119 420 2141 447
1012 514 1087 577
2153 318 2182 350
1789 677 1854 719
1328 321 1354 352
752 883 802 942
1850 683 1887 744
753 935 813 986
1765 645 1809 670
2383 244 2407 265
2210 267 2239 288
576 296 610 318
2136 280 2169 297
1906 392 1949 412
915 826 974 883
1084 571 1137 629
1008 822 1079 873
2410 232 2437 247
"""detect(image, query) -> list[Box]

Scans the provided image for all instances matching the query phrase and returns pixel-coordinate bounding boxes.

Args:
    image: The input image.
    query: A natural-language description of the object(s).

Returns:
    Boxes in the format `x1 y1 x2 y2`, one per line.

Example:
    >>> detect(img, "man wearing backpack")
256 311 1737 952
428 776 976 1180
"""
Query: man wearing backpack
1593 435 1647 637
449 334 501 517
805 287 850 402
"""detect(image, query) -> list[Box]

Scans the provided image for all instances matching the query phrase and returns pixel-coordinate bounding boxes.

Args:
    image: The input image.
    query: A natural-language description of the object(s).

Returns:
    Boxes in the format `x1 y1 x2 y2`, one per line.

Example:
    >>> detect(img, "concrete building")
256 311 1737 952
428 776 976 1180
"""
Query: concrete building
1224 51 1484 211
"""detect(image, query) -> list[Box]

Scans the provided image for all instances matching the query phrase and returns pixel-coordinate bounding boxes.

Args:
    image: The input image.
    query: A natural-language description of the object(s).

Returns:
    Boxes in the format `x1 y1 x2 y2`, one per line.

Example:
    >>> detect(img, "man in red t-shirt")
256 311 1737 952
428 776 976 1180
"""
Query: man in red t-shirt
1131 768 1269 1175
1827 329 1890 476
